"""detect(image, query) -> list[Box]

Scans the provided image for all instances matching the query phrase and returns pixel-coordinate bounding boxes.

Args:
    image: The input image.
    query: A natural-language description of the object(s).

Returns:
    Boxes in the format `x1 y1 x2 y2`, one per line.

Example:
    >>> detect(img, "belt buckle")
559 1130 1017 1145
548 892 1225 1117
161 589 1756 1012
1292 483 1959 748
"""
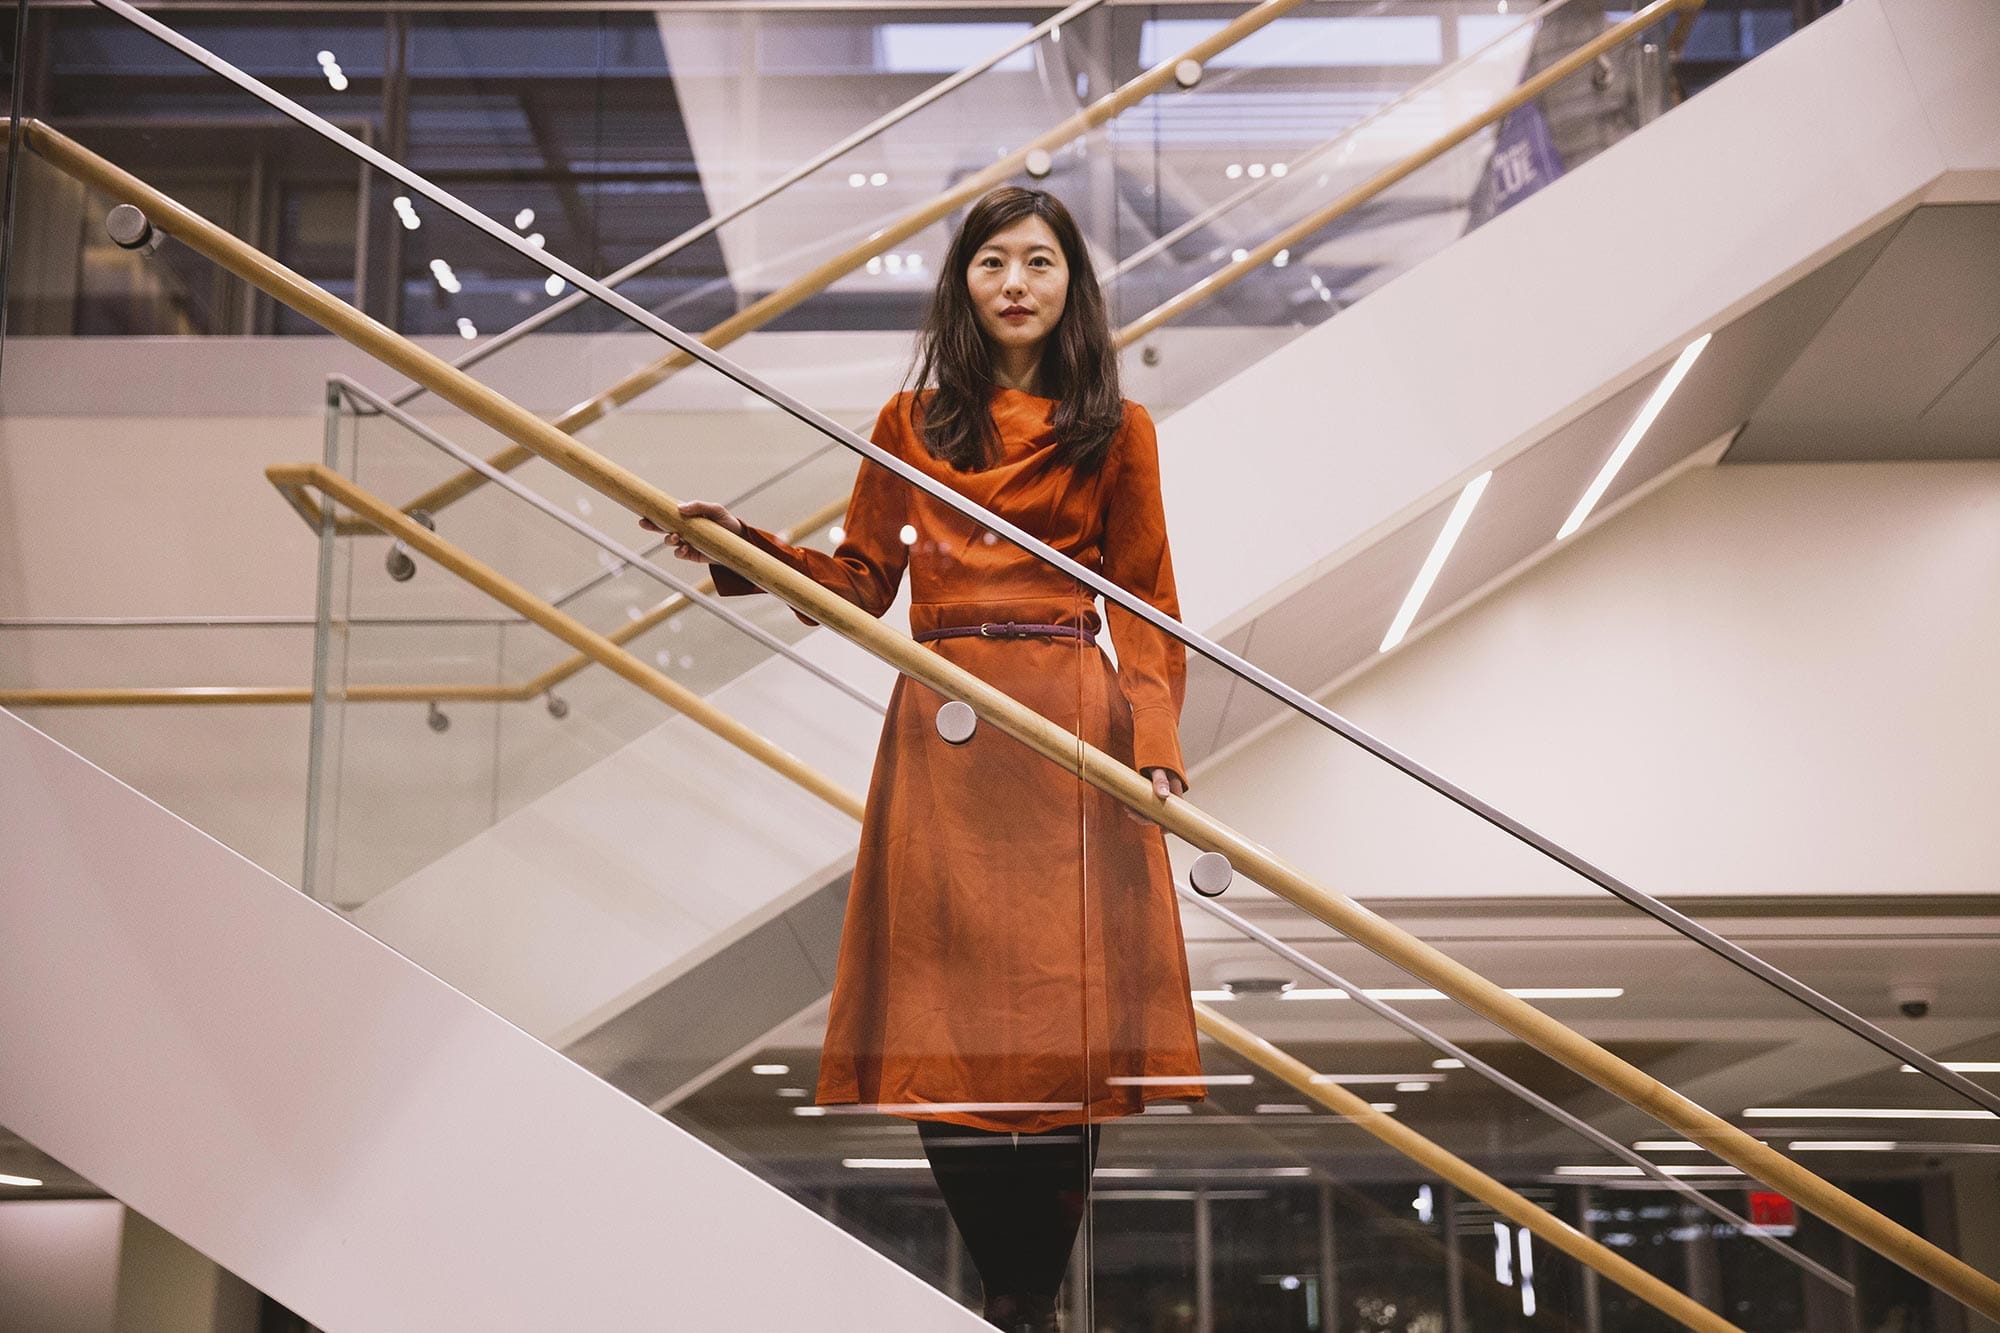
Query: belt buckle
978 622 1003 638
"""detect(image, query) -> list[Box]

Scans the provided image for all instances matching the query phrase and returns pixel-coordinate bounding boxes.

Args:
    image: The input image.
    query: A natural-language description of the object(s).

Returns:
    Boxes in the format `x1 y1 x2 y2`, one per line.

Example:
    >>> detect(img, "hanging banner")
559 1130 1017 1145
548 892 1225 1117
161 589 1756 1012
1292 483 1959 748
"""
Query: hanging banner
1468 100 1566 228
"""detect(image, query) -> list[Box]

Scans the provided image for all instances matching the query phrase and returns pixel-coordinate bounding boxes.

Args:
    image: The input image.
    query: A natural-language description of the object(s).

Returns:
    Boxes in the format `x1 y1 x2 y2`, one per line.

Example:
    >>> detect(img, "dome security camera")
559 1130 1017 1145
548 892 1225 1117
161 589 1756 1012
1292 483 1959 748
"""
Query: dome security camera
1890 983 1938 1020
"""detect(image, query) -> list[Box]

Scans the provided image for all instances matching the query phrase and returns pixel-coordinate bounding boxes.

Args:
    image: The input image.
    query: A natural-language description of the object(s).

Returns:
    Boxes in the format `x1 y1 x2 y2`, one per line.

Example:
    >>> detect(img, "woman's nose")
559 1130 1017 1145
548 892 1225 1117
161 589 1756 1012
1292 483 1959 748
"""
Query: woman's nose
1002 265 1027 294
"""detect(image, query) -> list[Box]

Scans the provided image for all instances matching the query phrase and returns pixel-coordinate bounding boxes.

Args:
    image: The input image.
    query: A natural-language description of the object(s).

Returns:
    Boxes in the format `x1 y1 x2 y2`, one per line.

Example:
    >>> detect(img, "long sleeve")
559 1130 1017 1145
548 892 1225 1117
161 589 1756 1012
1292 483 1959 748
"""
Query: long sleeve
1101 404 1189 788
710 398 912 621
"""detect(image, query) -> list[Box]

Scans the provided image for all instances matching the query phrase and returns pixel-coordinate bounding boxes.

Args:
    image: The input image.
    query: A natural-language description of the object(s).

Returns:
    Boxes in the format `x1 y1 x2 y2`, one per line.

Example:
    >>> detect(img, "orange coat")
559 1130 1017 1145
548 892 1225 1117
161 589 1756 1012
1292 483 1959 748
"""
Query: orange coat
715 387 1203 1132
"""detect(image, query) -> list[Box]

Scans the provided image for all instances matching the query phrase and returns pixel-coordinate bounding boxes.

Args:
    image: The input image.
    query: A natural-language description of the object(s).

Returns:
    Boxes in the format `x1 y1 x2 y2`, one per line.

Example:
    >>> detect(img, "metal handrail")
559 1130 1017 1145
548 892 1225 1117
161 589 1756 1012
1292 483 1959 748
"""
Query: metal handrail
1114 0 1702 345
87 0 1999 1128
1179 883 1855 1296
348 0 1329 521
273 461 868 823
378 0 1118 413
1191 1001 1748 1331
19 113 1999 1321
387 0 1692 519
1105 0 1586 282
327 374 882 715
278 462 1750 1333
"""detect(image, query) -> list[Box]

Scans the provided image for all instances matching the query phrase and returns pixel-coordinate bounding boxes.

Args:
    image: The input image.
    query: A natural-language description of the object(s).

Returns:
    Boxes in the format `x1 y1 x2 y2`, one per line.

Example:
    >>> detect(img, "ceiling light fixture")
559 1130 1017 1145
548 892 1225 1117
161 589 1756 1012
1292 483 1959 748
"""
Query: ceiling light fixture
1381 470 1492 652
514 208 535 229
1557 332 1711 541
0 1173 44 1187
842 1158 931 1169
1787 1140 1900 1152
752 1064 790 1076
1432 1058 1465 1070
1554 1165 1744 1177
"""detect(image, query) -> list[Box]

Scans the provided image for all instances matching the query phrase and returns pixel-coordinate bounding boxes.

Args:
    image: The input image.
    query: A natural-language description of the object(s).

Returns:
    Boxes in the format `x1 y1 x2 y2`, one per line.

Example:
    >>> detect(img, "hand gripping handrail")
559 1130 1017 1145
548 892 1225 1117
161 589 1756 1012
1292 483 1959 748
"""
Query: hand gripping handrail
269 461 867 826
72 0 2000 1124
273 468 1746 1333
19 116 1994 1321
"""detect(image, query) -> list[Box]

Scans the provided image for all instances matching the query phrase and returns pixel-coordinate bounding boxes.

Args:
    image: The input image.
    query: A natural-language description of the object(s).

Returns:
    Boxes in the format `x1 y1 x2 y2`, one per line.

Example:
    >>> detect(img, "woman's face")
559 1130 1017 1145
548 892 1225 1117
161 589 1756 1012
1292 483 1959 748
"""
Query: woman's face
966 215 1069 359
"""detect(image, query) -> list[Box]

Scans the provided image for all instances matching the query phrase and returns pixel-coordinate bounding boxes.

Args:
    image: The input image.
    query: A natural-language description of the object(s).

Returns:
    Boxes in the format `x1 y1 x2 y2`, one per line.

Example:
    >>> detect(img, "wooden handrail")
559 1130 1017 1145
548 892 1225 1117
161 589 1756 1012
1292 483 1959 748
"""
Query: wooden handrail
270 462 866 823
1196 1003 1743 1333
20 117 2000 1323
1115 0 1704 346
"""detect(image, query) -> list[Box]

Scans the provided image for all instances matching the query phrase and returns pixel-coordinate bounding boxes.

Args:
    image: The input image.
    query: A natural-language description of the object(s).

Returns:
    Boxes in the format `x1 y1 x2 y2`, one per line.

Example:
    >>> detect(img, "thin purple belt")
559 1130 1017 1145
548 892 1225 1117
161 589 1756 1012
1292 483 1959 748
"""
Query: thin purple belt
915 621 1097 648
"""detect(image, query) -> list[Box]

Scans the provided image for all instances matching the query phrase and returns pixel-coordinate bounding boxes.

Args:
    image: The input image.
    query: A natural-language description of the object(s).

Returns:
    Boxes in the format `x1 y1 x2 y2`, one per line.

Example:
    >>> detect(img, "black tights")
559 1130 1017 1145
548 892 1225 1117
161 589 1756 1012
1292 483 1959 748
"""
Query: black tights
918 1121 1102 1329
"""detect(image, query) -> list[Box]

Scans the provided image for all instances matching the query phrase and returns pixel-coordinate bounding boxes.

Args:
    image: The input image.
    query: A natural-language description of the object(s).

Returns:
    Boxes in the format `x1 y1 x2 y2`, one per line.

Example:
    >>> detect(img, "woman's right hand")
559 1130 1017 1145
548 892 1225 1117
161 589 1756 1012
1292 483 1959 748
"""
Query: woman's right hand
641 500 744 564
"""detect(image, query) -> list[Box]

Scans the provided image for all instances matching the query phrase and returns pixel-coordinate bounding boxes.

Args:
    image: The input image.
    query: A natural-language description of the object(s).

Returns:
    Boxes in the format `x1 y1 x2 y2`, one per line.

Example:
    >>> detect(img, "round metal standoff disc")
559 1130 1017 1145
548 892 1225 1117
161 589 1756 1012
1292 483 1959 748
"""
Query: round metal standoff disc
935 699 978 745
1024 148 1054 179
106 203 152 249
1189 851 1233 897
1173 59 1203 89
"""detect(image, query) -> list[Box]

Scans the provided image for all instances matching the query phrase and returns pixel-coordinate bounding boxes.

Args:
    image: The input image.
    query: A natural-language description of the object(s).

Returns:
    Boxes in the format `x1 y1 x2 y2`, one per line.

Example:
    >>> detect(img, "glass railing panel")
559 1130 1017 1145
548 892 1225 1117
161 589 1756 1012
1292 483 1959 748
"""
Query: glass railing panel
0 619 320 882
1103 0 1681 404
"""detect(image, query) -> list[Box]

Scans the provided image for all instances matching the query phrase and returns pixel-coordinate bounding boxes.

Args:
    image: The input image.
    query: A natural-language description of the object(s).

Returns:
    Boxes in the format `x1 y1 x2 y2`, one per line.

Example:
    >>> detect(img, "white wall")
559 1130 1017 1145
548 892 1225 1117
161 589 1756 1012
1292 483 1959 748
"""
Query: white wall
0 1200 124 1333
1191 461 2000 900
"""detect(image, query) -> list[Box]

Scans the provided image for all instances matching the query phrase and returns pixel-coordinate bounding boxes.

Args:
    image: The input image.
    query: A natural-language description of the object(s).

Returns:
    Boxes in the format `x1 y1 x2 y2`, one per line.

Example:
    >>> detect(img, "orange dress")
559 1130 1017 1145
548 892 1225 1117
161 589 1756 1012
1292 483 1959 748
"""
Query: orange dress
713 387 1203 1132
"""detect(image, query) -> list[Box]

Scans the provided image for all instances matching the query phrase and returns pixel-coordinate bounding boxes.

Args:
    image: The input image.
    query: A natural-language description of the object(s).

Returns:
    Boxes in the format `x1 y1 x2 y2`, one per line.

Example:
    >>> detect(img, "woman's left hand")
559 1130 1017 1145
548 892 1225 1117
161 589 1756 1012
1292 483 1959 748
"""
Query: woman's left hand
1144 768 1184 800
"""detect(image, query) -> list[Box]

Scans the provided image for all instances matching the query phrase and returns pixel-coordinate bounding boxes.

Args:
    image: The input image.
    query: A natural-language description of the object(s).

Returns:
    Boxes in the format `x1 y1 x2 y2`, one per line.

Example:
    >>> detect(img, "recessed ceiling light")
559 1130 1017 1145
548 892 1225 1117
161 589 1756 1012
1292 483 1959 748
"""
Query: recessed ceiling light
1557 333 1711 541
0 1174 44 1188
1787 1141 1900 1152
1370 1102 1398 1114
776 1087 809 1099
1432 1058 1465 1070
1108 1074 1254 1086
1255 1103 1313 1115
751 1064 790 1076
1395 1081 1432 1093
1309 1073 1443 1086
842 1158 930 1169
1554 1165 1743 1177
1381 470 1492 652
792 1106 828 1117
1281 987 1620 1002
1633 1141 1705 1152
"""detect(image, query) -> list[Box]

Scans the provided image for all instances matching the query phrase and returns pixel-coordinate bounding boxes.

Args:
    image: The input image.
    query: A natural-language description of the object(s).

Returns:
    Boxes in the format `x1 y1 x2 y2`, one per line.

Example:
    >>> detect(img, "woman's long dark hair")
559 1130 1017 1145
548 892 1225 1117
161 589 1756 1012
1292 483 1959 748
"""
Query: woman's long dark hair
905 187 1123 473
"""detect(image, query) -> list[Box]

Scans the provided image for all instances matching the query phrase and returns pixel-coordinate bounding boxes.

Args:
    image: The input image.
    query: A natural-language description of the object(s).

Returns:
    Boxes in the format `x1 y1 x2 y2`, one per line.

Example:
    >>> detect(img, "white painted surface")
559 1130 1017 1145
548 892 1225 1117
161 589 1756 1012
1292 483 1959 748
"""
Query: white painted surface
1154 0 1993 636
0 1201 124 1333
1192 462 2000 899
0 709 987 1333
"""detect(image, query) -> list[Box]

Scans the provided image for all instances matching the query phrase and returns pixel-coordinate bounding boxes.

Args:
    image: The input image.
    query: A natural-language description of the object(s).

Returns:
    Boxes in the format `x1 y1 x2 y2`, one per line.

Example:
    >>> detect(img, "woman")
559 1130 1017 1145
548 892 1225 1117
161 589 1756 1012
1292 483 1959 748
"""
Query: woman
651 186 1203 1332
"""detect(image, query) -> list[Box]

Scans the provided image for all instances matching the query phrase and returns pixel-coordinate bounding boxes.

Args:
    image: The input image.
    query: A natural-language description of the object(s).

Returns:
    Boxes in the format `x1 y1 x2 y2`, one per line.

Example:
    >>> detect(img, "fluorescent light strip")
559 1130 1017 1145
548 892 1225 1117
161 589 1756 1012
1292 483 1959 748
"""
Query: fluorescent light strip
1555 1165 1744 1177
1787 1141 1900 1152
1107 1074 1254 1087
1743 1107 1997 1121
1308 1073 1444 1086
0 1174 44 1187
1381 470 1492 652
1633 1141 1706 1152
1557 332 1711 541
1901 1062 2000 1074
842 1158 932 1169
